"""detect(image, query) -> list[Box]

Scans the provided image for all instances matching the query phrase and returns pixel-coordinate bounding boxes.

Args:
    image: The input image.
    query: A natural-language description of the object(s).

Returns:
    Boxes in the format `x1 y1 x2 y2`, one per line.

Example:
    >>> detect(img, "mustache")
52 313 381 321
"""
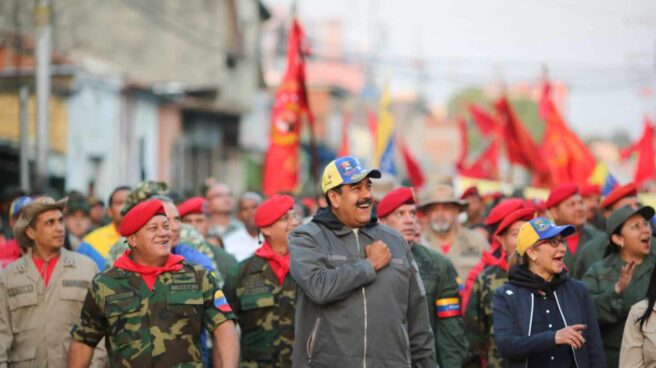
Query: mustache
356 198 373 207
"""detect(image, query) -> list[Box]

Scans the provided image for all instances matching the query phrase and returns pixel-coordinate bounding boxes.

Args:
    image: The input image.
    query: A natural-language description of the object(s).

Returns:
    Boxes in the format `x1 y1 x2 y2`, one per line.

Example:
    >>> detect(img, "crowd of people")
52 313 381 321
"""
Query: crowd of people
1 155 656 367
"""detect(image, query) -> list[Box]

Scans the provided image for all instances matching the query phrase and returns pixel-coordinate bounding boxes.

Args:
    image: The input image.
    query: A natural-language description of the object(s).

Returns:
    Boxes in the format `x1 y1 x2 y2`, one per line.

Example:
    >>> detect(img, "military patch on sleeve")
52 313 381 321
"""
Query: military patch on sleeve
213 290 233 313
456 276 464 292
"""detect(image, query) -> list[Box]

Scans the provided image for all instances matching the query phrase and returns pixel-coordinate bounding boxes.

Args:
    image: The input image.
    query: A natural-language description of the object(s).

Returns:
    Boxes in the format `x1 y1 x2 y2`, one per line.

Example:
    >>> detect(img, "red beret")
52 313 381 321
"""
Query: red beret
546 183 579 209
494 208 536 237
254 194 295 228
378 187 416 218
579 184 602 197
601 183 637 209
460 186 480 200
177 197 209 218
119 199 166 236
484 198 525 226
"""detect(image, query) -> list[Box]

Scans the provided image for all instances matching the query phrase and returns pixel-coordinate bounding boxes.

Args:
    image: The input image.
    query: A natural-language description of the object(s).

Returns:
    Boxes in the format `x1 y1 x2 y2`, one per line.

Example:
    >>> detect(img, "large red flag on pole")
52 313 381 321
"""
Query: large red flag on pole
493 96 550 185
262 19 314 196
620 116 655 187
539 83 596 187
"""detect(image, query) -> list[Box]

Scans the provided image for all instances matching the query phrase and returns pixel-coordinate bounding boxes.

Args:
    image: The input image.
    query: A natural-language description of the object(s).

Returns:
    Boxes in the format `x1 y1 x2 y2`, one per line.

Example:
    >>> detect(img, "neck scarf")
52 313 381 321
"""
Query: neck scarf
114 250 184 290
255 241 290 285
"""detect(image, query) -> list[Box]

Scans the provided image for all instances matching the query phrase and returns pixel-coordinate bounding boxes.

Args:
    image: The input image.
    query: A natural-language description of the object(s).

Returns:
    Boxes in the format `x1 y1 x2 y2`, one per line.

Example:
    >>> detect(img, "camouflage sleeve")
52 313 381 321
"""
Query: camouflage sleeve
434 258 466 368
0 269 12 366
223 263 241 318
201 267 236 332
71 276 107 347
463 273 486 367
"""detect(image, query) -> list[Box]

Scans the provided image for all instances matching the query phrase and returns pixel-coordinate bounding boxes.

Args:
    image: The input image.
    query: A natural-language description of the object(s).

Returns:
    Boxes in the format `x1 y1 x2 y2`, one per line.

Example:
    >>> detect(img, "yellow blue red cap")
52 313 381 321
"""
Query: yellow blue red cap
516 217 575 256
321 156 381 193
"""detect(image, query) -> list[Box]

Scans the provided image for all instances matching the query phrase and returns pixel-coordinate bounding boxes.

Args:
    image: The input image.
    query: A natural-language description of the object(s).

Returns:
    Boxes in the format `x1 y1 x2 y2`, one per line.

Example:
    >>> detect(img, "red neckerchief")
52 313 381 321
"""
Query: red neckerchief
567 231 582 255
441 243 452 254
482 240 509 272
32 254 59 286
114 250 184 290
255 241 289 285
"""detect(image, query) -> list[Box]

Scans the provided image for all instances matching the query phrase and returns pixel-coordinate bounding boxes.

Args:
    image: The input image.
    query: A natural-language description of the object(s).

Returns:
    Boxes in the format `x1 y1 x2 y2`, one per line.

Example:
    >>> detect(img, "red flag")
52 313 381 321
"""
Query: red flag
539 83 596 187
621 117 655 186
262 19 313 196
337 111 351 157
459 140 499 180
456 117 468 170
399 140 426 189
494 96 550 185
468 104 497 137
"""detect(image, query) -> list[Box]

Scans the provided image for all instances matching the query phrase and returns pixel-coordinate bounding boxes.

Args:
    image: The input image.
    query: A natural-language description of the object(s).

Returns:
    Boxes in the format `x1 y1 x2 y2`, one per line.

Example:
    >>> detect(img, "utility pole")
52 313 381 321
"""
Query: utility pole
34 0 51 193
19 86 30 193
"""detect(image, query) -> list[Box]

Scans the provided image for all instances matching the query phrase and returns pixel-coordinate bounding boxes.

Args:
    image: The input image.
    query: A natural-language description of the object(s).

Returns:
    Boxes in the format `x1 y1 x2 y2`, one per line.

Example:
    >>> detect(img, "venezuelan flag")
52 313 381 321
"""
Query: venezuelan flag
374 85 397 175
589 163 618 196
436 297 461 318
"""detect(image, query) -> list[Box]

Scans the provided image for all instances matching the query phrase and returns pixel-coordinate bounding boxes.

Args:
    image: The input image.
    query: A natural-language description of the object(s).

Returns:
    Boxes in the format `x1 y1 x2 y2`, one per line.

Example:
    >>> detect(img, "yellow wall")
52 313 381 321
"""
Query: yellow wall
0 93 68 154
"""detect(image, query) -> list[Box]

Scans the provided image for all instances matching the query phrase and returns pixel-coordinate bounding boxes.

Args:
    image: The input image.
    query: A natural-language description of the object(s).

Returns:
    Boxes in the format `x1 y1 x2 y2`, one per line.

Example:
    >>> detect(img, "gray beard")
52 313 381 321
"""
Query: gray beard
431 221 452 234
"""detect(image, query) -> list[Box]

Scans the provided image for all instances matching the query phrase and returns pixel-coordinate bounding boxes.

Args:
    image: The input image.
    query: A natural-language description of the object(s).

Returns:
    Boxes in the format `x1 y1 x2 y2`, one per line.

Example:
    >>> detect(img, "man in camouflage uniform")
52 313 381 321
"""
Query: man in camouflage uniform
105 182 227 285
68 199 239 367
463 208 535 368
225 194 300 367
378 187 466 367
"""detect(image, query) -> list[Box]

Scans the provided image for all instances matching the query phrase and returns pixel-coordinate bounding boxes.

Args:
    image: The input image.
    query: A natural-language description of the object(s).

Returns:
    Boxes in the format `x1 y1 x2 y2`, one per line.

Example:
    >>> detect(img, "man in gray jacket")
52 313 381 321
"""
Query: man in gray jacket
289 156 437 368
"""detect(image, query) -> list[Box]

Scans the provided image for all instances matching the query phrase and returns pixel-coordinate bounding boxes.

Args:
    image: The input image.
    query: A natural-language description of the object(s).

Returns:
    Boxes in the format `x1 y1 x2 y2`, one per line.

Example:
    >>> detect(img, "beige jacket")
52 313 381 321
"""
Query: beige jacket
0 248 106 368
621 299 656 368
423 226 488 280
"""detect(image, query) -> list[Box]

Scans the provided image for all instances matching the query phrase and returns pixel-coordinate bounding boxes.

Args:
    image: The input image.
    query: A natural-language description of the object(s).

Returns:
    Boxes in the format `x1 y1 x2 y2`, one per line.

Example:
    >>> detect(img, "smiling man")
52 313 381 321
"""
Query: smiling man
67 199 239 368
289 156 436 368
0 197 105 367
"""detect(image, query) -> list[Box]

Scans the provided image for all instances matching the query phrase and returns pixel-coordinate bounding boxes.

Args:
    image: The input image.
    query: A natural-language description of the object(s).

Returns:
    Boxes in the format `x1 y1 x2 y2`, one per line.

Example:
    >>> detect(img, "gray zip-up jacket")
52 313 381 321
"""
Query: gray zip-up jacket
289 208 437 368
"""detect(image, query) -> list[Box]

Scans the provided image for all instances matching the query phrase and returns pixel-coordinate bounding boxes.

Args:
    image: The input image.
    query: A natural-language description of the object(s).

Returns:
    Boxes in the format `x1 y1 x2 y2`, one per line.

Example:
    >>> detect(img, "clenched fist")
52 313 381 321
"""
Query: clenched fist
365 240 392 271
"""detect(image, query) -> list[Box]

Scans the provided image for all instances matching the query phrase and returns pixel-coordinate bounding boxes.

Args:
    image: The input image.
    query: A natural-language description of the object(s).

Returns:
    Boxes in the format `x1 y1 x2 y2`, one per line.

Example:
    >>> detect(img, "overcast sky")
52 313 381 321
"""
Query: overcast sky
264 0 656 140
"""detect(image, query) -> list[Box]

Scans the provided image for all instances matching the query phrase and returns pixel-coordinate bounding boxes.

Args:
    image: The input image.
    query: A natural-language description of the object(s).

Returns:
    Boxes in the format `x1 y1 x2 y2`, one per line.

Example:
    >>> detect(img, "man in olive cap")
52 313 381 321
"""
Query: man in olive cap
0 197 105 367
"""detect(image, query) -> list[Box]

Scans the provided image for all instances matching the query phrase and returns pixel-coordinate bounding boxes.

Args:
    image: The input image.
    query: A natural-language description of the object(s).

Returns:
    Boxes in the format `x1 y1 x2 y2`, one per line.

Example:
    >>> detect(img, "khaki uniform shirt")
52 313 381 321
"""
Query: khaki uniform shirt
423 226 489 281
620 299 656 368
0 248 106 368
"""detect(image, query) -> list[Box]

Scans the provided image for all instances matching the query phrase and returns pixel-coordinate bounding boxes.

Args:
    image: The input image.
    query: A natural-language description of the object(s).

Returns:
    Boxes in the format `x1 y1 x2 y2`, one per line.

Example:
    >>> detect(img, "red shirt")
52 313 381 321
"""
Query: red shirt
32 255 59 286
567 231 582 255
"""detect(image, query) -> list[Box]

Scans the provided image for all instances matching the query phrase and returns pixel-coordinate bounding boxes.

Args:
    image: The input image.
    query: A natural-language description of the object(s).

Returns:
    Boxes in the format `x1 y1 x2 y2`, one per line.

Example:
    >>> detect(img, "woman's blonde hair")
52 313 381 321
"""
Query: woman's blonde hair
508 250 531 268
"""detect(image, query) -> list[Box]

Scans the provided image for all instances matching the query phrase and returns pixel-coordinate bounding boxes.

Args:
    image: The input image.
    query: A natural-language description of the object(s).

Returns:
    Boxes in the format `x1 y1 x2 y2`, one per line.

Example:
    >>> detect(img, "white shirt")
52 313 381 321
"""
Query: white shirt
223 227 262 261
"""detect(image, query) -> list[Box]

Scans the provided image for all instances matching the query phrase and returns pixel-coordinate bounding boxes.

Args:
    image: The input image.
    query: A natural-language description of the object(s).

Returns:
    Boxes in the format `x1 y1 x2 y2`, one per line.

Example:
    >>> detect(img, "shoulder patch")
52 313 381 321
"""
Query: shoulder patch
213 290 233 312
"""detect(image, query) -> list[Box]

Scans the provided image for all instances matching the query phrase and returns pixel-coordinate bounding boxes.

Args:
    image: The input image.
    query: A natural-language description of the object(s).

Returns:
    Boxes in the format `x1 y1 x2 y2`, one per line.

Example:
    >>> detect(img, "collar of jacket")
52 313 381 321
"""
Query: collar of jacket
311 206 379 236
603 252 656 269
508 264 569 297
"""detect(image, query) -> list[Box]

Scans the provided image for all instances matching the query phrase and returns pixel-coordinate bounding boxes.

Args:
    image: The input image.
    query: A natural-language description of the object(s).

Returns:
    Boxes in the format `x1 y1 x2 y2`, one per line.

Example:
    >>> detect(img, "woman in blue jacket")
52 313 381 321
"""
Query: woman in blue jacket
492 217 606 367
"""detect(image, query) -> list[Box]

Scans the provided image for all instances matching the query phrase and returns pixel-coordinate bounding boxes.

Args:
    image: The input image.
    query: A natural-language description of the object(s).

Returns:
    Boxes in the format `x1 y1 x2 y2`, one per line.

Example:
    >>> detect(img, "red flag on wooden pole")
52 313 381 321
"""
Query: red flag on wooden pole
262 19 314 196
539 83 596 187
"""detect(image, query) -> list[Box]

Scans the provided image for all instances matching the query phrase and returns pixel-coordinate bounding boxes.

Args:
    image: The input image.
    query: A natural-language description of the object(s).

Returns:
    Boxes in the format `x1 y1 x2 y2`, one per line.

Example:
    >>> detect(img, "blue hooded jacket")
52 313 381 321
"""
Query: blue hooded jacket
493 266 606 368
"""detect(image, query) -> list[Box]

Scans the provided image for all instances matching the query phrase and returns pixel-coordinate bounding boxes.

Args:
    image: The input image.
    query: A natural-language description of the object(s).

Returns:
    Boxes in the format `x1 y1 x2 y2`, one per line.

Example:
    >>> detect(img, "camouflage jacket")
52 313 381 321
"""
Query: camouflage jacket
224 256 296 368
463 265 508 368
411 243 466 368
105 224 226 286
71 261 235 367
